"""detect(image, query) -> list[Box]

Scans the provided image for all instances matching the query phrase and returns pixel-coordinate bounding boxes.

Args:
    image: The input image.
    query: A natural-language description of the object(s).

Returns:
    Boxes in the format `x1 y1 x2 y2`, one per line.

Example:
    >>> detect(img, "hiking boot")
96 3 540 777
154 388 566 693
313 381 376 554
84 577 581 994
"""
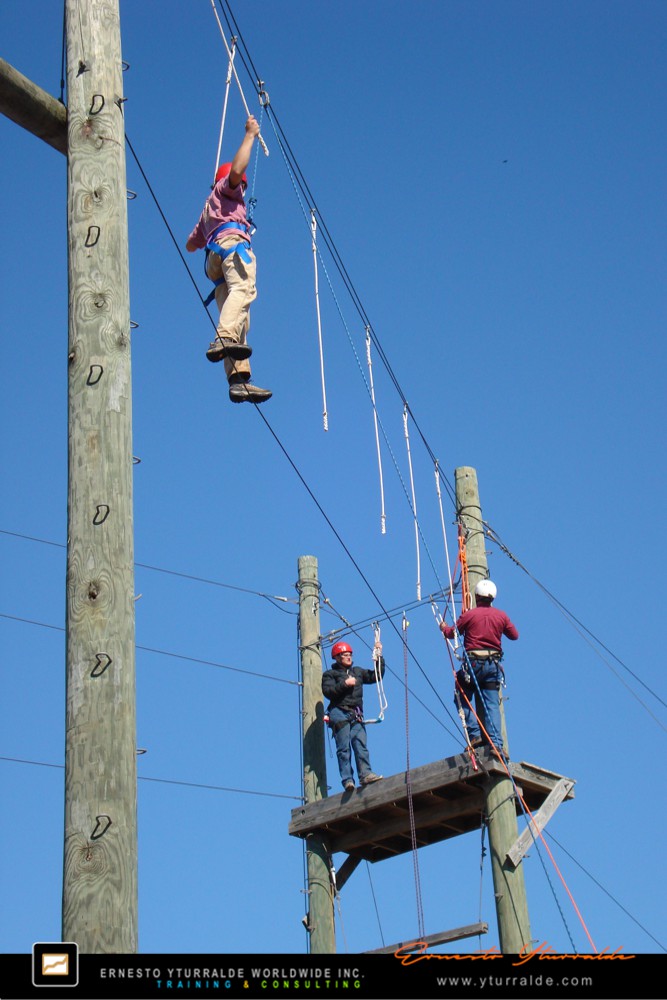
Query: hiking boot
343 780 355 792
206 337 253 363
228 382 272 404
360 773 382 785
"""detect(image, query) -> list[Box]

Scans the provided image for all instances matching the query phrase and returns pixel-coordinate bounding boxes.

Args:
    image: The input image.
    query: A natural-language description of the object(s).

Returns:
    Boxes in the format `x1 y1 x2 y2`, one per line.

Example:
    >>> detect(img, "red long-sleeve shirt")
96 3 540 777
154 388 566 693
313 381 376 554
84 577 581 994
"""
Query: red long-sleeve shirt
442 605 519 652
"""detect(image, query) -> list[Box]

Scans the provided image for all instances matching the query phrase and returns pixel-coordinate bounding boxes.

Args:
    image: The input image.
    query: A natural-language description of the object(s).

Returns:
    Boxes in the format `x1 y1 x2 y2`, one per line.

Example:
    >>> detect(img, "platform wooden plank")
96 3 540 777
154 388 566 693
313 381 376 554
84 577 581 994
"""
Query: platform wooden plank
288 751 575 863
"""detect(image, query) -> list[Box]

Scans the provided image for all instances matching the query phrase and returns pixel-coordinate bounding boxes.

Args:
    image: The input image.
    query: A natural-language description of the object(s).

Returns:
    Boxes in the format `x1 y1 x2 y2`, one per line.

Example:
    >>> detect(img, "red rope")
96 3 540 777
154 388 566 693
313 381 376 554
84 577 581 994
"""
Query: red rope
458 522 472 612
443 641 597 952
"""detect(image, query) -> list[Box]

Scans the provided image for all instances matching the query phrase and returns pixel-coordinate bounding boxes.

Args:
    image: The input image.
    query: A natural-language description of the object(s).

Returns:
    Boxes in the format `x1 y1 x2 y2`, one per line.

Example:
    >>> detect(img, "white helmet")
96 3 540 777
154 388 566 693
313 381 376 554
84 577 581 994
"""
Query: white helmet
475 579 497 600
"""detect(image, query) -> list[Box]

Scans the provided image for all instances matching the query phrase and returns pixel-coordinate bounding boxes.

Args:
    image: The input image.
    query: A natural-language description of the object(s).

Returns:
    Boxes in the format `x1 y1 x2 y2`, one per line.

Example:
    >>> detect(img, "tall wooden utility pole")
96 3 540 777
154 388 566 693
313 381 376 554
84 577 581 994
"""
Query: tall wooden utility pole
1 0 137 954
455 467 531 953
62 0 137 952
297 556 336 953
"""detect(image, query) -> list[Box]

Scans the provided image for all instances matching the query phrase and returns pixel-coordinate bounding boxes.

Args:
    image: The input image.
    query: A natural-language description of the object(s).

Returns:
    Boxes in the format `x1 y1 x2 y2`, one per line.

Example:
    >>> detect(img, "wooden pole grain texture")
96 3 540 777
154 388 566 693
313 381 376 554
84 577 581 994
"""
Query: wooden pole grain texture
455 467 531 954
62 0 137 953
297 556 336 953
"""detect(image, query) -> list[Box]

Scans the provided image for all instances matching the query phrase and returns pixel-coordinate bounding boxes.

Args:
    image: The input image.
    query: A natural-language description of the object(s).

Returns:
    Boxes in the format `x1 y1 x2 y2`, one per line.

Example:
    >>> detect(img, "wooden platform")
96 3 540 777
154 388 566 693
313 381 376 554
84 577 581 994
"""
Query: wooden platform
289 750 575 863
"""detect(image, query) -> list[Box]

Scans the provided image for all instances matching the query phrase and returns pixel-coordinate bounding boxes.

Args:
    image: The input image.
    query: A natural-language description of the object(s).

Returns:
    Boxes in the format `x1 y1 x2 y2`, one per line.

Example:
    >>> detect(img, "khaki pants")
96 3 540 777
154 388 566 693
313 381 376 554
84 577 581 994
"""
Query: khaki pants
206 235 257 381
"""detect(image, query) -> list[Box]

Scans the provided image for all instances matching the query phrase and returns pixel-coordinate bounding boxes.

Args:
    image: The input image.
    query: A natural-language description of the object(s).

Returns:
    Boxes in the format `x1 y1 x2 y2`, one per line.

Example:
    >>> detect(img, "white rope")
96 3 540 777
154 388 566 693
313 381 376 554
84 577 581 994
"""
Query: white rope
430 601 471 755
434 460 458 626
430 600 462 659
403 404 421 600
209 0 269 157
366 327 386 534
311 210 328 431
334 888 349 953
372 622 388 719
213 36 237 184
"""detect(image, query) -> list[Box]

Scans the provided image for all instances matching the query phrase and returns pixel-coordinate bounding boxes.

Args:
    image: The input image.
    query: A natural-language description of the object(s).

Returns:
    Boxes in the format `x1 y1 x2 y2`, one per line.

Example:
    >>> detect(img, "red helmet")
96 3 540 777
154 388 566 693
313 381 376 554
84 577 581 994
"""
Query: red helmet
331 641 353 659
215 162 248 186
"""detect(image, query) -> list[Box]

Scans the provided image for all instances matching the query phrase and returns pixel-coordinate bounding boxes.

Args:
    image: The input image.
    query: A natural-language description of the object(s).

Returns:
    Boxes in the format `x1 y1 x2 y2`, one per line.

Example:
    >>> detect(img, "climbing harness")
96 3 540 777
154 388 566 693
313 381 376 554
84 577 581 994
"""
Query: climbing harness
461 649 503 695
464 648 506 691
202 221 254 307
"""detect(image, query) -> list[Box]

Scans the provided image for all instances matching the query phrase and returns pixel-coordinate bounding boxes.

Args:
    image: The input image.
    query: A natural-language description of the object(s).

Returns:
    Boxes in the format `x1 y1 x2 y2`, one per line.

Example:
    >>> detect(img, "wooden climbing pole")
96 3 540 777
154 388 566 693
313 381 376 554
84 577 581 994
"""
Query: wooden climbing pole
62 0 138 952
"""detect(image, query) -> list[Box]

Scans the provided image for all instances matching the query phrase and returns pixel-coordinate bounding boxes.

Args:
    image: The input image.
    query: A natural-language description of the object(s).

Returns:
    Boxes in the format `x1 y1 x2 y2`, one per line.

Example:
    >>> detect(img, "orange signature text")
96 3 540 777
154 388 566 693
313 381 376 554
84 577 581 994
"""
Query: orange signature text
394 940 635 967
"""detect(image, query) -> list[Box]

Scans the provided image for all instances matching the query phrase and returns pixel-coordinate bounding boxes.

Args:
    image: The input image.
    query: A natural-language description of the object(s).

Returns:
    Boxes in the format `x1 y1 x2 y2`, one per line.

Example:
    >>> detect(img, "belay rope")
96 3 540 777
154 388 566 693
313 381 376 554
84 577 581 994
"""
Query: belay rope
403 612 426 938
209 0 270 159
212 34 237 186
435 460 457 617
403 405 421 601
366 327 386 534
430 600 479 771
364 622 388 724
457 520 473 613
311 209 329 431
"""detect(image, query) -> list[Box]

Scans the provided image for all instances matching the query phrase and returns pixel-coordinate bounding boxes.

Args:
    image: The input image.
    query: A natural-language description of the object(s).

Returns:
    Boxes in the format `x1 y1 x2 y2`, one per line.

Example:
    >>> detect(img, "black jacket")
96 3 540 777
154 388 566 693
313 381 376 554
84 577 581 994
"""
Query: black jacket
322 658 385 713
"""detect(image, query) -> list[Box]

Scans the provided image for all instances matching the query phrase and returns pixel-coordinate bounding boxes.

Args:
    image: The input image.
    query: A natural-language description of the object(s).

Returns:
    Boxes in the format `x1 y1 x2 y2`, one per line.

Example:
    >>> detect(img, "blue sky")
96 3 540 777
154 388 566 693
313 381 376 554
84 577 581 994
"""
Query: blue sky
1 0 666 961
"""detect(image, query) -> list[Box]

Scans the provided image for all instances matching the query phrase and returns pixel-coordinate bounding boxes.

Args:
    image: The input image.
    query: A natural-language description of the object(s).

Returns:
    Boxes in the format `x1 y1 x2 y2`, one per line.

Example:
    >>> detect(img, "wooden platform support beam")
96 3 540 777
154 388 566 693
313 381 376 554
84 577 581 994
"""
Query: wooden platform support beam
298 556 336 953
0 56 67 154
332 855 362 894
506 778 574 869
366 922 488 954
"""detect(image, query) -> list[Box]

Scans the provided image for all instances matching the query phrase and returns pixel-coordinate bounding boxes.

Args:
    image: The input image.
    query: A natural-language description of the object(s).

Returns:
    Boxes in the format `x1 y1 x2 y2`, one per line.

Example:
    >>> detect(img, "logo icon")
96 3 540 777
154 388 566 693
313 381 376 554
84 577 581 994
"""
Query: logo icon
32 942 79 987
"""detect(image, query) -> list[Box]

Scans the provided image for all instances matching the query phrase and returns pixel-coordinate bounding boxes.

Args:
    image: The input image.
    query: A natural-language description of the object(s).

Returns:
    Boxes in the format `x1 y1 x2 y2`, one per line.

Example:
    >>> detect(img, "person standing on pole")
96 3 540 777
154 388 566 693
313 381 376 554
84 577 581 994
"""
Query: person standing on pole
322 641 384 791
440 580 519 754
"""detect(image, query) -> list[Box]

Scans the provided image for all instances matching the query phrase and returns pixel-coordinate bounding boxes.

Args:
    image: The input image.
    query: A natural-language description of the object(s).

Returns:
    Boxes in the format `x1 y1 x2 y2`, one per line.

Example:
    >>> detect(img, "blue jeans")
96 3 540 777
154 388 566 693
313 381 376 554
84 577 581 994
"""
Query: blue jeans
455 659 503 749
329 707 372 786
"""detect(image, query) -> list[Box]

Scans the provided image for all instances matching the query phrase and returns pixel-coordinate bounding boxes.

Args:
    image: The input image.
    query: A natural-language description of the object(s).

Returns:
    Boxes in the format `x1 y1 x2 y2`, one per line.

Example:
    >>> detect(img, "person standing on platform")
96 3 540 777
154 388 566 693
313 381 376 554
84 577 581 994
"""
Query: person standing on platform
440 579 518 754
322 641 384 791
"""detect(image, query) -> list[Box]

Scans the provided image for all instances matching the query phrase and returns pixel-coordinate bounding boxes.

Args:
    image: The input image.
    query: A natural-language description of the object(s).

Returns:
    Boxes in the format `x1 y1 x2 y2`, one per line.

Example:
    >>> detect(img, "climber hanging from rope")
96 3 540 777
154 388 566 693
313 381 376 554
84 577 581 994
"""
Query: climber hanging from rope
185 114 272 405
322 639 385 792
439 579 519 757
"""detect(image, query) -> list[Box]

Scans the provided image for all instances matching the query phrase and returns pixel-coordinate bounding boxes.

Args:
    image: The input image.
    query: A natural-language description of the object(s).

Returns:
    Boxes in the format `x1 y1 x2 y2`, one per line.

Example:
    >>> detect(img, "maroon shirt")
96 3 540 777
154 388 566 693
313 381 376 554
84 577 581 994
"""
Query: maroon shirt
187 176 249 249
442 605 519 652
